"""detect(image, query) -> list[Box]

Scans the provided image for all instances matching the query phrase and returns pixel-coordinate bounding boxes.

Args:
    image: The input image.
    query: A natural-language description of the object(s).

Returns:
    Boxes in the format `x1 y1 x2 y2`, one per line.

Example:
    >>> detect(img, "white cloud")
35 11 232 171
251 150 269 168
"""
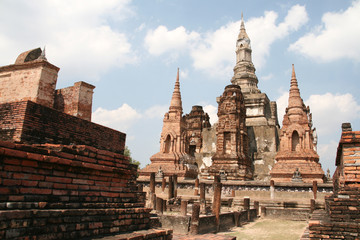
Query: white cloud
143 5 307 78
276 92 360 135
92 103 142 132
289 0 360 62
203 104 218 125
144 105 168 119
261 73 274 81
246 4 308 68
0 0 136 81
144 25 200 58
305 93 360 136
191 4 308 78
180 69 189 79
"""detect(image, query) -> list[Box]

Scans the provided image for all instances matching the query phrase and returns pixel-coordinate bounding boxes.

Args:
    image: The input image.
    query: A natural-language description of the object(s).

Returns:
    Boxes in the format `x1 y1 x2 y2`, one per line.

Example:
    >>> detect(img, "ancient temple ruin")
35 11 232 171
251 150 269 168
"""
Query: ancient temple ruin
139 69 198 179
204 84 253 180
230 14 280 181
270 65 325 183
309 123 360 239
0 48 171 239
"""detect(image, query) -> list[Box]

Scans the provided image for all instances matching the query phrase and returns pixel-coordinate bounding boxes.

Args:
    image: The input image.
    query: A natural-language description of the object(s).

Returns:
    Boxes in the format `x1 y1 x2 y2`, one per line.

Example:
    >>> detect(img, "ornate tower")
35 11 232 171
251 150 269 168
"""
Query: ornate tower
206 84 253 180
139 69 198 179
270 65 324 183
231 14 280 181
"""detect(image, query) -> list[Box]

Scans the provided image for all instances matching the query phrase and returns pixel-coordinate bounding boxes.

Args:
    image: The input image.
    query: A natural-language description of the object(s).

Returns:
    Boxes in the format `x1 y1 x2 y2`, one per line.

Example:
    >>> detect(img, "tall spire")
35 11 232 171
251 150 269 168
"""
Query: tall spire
287 64 305 118
238 13 249 40
169 68 183 113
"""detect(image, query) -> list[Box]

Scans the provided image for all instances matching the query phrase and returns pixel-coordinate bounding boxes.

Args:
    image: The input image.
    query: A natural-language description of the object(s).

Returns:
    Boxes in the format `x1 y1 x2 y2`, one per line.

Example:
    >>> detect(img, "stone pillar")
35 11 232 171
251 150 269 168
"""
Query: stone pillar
150 193 156 210
200 182 206 213
156 197 163 214
168 176 174 199
194 178 199 196
270 180 275 200
254 201 259 216
190 203 200 235
162 199 167 212
150 172 155 194
313 180 318 200
212 181 222 232
261 206 266 218
310 199 316 213
243 197 250 210
231 189 235 197
180 200 188 216
161 178 166 193
173 174 178 198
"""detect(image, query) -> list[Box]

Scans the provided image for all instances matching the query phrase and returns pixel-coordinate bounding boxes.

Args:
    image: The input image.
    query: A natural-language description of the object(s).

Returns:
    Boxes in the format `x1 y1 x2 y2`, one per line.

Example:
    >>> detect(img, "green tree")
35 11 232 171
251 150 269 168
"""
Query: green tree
124 146 140 169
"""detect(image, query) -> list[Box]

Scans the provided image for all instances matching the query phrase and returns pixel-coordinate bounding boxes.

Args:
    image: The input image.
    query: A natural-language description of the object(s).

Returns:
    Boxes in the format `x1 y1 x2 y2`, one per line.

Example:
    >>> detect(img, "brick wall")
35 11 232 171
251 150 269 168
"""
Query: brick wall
54 81 95 121
0 101 125 153
0 141 150 239
0 60 59 108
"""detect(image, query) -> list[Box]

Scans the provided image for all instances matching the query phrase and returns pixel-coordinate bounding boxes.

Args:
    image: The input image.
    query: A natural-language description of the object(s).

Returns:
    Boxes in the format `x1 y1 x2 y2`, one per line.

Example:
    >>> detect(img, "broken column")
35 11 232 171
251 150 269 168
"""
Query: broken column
212 179 222 232
162 178 166 193
173 174 178 198
194 178 199 195
150 172 156 209
180 200 188 216
190 203 200 235
156 197 163 214
254 201 259 216
313 180 318 199
200 182 206 213
168 176 174 199
270 180 275 200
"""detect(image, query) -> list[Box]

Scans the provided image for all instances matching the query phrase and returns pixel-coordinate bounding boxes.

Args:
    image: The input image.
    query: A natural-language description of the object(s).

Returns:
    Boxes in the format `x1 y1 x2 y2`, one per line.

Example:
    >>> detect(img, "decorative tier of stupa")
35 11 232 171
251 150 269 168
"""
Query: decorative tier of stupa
230 14 280 181
139 69 198 179
270 65 325 183
204 84 253 180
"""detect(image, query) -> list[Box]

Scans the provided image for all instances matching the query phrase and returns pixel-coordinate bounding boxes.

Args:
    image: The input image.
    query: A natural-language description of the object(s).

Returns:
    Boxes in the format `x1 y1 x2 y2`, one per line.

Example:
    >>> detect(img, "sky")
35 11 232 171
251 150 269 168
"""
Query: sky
1 0 360 175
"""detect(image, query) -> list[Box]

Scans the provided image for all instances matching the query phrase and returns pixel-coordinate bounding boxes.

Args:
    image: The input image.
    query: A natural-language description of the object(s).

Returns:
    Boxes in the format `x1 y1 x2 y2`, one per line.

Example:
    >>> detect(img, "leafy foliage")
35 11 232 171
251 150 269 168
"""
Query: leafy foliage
124 146 140 169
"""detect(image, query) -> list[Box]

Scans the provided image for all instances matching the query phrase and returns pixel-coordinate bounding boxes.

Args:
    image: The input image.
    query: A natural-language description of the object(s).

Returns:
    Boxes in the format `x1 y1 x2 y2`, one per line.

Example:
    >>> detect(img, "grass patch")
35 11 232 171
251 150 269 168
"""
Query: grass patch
226 219 307 240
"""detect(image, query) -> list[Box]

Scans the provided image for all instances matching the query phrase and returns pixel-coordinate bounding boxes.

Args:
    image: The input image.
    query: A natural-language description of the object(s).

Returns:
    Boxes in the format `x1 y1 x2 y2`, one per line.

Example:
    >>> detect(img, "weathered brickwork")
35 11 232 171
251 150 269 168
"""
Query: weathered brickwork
230 15 280 181
205 84 253 180
0 141 154 239
140 69 198 179
54 81 95 121
0 48 95 121
309 123 360 239
0 101 125 153
271 65 324 183
0 58 59 108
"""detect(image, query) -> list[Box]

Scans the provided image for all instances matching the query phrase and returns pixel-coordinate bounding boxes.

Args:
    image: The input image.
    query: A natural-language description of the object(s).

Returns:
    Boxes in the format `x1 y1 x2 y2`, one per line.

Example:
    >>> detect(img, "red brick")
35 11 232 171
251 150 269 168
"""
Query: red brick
3 158 21 165
13 173 44 181
8 195 24 201
53 183 67 189
3 179 21 186
72 179 94 185
45 176 72 183
22 180 38 187
53 189 68 195
4 148 27 159
39 182 54 188
20 188 51 195
21 160 38 167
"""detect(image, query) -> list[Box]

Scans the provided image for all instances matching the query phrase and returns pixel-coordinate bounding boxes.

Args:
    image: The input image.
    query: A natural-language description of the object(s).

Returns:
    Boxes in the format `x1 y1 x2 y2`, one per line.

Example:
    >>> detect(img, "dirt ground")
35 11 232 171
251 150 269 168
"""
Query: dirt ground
218 218 308 240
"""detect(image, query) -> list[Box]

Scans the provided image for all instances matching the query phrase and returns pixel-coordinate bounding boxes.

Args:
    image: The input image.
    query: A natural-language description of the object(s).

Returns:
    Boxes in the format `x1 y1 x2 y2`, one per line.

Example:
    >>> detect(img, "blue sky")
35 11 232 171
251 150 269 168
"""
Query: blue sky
1 0 360 174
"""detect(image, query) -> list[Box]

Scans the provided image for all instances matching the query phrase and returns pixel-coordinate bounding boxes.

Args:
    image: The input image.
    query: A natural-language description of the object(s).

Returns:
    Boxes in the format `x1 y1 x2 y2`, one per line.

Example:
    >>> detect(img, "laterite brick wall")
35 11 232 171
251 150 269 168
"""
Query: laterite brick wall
0 141 150 239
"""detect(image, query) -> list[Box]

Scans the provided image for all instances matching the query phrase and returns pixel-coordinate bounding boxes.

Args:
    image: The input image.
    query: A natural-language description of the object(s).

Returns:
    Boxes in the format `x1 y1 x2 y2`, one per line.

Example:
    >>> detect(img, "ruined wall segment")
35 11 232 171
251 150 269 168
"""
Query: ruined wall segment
309 123 360 239
54 81 95 121
0 48 59 108
270 65 324 183
0 48 94 122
